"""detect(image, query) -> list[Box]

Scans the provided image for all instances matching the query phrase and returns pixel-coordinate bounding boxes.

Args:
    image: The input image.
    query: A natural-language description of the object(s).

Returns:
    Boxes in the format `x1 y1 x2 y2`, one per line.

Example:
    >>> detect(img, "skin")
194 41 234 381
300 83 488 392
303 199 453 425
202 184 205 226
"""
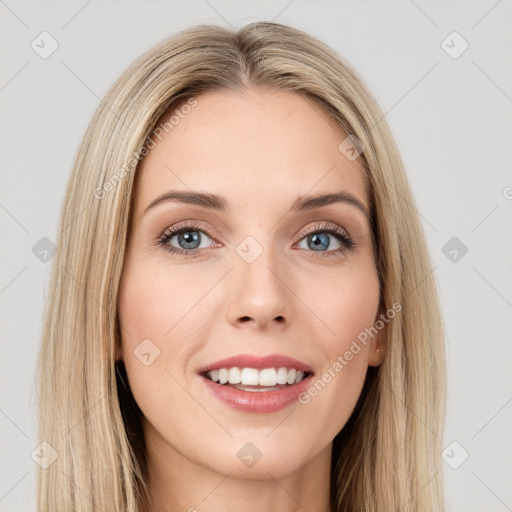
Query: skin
117 88 386 512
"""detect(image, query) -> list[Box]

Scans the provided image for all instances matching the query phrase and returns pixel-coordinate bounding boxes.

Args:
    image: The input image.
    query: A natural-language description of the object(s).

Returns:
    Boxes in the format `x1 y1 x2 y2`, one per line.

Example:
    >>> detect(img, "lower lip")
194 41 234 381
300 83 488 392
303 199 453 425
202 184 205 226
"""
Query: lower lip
200 374 313 413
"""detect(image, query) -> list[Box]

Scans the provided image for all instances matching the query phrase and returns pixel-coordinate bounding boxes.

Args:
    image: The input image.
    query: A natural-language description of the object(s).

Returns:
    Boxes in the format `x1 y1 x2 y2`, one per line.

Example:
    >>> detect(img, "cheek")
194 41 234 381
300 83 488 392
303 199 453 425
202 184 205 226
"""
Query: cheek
305 263 380 348
118 256 219 354
295 264 379 426
117 256 221 410
118 260 183 401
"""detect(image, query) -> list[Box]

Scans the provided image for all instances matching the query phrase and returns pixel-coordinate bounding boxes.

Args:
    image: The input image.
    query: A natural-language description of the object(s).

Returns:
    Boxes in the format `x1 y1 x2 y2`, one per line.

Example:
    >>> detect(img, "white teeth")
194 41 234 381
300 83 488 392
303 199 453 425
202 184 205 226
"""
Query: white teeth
206 367 308 387
259 368 277 386
218 368 228 384
228 367 241 384
240 368 259 386
276 367 288 384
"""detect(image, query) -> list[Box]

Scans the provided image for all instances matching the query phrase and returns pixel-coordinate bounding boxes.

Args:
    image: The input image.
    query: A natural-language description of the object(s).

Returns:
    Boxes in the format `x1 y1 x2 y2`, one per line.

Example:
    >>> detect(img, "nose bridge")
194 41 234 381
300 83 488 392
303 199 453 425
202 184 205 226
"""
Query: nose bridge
226 232 291 328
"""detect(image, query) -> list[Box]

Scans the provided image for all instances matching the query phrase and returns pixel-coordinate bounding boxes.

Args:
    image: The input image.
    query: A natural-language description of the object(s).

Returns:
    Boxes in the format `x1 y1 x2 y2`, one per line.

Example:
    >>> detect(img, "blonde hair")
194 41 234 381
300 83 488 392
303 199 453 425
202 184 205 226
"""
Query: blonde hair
36 21 446 511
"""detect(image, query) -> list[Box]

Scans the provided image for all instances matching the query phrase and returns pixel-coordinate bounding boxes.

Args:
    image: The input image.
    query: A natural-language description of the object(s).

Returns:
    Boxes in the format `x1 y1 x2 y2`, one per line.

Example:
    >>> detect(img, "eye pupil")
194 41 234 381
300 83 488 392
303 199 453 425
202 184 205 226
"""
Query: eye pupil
179 231 201 249
309 233 330 251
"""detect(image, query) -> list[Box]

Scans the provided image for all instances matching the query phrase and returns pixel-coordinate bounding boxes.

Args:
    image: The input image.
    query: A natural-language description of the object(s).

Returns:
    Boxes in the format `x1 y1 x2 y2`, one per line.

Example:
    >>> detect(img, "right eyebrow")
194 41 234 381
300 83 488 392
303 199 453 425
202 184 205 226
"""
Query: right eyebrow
144 191 228 214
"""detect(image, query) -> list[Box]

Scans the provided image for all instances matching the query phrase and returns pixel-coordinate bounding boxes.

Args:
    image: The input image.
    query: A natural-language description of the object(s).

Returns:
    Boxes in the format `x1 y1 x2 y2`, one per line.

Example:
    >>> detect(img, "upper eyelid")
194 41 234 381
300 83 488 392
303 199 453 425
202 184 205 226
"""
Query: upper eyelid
160 220 351 245
296 221 351 238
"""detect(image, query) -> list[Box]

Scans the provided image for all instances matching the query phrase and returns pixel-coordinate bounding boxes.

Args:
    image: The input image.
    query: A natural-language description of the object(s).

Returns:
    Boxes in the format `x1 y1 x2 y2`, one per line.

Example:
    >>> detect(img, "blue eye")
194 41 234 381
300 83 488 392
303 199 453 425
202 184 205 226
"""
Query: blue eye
158 221 355 257
294 222 355 257
158 224 214 255
298 232 343 252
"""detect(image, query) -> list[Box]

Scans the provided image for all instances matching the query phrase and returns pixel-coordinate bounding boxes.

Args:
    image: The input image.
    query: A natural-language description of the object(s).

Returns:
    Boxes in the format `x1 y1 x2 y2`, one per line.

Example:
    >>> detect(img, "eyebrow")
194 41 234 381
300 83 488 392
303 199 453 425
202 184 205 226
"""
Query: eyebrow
144 190 369 217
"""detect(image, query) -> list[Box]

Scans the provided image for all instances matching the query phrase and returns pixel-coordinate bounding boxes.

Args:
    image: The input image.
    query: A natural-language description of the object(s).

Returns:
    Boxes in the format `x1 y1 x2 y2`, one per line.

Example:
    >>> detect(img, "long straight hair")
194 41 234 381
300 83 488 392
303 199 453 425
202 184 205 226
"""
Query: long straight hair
36 22 446 511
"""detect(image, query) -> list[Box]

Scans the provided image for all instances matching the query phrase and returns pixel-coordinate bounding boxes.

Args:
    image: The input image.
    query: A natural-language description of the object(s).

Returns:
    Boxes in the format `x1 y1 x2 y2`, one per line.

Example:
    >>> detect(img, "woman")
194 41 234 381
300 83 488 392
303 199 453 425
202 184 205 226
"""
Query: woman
36 21 446 511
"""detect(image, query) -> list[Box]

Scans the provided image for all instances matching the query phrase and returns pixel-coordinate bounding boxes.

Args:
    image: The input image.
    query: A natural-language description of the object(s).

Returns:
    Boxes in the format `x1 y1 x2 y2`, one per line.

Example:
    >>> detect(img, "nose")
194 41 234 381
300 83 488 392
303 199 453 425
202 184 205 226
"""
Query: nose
226 251 292 331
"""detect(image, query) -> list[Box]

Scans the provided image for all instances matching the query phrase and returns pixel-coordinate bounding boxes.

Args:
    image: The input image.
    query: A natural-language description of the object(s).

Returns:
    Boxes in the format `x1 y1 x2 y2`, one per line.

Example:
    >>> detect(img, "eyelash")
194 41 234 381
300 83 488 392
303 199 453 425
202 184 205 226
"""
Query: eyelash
157 221 356 258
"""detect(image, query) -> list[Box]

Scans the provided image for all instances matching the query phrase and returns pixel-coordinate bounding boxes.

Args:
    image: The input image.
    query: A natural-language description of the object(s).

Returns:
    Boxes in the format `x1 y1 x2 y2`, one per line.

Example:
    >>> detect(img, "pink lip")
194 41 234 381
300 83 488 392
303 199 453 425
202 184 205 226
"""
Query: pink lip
197 353 314 414
200 374 313 413
197 353 313 374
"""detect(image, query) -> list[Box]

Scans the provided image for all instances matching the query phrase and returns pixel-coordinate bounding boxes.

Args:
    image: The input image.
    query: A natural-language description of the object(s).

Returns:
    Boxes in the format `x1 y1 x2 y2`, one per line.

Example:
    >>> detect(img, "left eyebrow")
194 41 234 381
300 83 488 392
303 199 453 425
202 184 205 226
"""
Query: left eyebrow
143 190 369 218
291 191 369 218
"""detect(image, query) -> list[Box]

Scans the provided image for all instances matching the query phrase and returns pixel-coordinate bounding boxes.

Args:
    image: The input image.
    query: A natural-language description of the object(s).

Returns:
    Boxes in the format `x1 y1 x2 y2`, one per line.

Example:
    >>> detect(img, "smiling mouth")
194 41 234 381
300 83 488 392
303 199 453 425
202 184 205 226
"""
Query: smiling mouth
201 366 312 392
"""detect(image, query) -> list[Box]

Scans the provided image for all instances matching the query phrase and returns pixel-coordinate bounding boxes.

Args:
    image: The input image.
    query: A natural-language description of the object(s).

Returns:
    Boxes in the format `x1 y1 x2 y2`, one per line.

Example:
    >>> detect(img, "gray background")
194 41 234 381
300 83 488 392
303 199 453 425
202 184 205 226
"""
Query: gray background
1 1 511 510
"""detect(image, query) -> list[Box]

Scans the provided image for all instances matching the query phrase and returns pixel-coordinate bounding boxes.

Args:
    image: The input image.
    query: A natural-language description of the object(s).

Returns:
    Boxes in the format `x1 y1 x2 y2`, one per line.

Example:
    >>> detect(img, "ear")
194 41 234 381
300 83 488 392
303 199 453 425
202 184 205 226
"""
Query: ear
368 312 388 367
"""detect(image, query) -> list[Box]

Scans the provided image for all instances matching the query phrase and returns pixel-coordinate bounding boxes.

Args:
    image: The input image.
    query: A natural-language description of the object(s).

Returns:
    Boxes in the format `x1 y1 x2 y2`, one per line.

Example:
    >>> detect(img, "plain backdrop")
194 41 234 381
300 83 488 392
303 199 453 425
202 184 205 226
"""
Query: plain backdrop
1 1 511 511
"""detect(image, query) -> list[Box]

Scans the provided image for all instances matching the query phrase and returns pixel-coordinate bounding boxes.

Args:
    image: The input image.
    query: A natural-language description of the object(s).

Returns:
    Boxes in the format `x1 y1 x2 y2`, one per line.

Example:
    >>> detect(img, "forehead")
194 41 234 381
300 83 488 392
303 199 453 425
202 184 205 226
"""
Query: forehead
133 88 367 215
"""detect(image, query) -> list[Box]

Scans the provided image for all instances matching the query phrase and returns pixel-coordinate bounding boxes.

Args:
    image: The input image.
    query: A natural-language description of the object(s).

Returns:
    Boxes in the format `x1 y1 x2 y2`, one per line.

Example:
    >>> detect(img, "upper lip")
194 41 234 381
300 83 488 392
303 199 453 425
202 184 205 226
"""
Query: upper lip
198 354 313 374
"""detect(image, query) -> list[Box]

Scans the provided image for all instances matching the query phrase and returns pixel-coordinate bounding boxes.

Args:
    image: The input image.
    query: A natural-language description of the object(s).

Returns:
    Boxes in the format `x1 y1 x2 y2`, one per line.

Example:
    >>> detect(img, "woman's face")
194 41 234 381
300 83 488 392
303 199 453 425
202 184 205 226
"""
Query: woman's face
118 88 385 480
